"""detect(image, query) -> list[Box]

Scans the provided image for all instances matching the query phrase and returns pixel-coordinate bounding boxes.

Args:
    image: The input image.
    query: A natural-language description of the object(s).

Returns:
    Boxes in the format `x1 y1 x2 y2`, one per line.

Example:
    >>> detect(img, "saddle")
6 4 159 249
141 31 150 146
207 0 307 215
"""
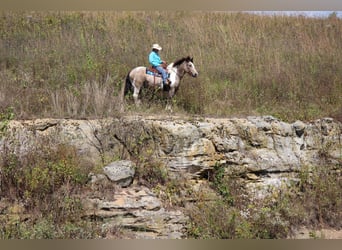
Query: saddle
146 62 168 77
146 67 161 76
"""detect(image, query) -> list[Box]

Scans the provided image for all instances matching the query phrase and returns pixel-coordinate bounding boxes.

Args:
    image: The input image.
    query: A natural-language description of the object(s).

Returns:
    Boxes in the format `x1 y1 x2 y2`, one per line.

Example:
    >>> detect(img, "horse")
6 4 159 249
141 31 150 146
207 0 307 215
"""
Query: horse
121 56 198 112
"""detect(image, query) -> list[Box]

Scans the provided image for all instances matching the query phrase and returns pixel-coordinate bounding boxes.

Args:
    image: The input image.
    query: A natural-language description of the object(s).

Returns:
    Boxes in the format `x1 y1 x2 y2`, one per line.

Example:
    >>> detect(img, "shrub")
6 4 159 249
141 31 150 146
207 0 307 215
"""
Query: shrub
0 142 88 203
0 138 105 239
187 163 341 239
298 165 342 228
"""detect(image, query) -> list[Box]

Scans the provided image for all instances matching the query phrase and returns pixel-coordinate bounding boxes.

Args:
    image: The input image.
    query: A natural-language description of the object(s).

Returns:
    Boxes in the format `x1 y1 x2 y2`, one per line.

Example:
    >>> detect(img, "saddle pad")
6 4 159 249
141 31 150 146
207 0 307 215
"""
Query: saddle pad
146 69 171 79
146 69 161 77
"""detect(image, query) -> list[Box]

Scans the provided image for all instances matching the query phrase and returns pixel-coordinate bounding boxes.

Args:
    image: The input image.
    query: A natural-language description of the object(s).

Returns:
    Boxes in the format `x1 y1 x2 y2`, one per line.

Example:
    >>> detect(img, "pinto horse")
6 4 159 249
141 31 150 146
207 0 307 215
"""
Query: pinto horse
121 56 198 111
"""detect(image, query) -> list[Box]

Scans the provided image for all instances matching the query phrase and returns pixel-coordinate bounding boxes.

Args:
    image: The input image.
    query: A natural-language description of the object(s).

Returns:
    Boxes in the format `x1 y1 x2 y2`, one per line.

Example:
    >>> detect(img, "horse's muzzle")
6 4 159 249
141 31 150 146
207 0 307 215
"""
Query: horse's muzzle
192 73 198 77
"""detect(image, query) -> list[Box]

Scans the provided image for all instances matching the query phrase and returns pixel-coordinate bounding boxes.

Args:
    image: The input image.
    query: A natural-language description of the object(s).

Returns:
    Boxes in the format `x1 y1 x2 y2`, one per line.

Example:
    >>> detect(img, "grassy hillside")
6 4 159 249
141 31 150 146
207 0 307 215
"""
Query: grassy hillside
0 11 341 121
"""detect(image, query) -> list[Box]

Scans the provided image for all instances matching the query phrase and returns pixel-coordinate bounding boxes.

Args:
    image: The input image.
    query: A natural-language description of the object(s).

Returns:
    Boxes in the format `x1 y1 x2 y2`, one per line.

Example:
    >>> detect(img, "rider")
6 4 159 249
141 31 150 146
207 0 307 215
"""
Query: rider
148 43 169 89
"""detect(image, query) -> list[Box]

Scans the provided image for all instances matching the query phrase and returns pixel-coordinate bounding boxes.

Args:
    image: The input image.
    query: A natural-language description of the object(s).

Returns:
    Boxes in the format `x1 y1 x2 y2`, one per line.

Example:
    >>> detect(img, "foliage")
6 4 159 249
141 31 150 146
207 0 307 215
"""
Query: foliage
187 163 341 239
298 165 342 228
1 142 88 202
211 163 235 205
0 139 105 239
0 215 105 239
135 159 168 188
0 107 15 138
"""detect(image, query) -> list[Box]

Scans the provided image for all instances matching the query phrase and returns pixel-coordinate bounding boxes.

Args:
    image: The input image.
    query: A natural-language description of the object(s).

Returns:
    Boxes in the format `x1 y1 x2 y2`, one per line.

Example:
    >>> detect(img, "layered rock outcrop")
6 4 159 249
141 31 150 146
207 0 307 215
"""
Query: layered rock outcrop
0 115 341 238
3 116 340 179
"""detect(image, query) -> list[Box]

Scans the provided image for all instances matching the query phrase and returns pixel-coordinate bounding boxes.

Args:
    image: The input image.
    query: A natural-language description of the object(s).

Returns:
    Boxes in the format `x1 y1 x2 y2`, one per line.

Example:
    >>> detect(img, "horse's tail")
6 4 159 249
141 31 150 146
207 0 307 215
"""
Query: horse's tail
124 71 133 96
120 71 133 113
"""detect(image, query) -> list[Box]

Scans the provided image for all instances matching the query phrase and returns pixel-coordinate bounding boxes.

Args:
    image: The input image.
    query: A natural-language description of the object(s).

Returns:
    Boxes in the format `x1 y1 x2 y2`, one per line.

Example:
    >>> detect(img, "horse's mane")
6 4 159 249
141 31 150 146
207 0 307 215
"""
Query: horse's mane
173 56 193 67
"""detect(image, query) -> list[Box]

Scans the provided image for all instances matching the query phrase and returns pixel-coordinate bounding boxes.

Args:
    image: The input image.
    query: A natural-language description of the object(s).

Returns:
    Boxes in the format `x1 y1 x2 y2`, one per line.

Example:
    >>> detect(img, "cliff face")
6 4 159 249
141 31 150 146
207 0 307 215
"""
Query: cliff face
1 115 341 238
3 115 341 178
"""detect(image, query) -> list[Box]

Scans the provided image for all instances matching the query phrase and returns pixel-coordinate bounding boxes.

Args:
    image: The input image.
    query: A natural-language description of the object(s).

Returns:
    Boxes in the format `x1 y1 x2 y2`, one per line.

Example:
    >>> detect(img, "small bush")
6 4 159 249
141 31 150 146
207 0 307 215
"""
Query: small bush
0 142 88 203
0 215 105 239
0 138 106 239
298 165 342 228
187 163 341 239
0 107 14 138
135 160 168 188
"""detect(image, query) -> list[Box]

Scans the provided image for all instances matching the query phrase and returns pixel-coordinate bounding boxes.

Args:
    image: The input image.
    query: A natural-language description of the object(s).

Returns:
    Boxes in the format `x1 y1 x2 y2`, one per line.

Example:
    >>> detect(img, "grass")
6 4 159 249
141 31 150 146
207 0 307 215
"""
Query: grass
0 11 341 121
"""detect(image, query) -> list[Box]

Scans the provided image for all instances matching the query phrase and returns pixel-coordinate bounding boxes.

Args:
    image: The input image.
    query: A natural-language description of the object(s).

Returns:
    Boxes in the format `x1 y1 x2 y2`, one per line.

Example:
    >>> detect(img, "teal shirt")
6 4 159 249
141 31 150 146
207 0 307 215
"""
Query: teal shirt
149 51 162 67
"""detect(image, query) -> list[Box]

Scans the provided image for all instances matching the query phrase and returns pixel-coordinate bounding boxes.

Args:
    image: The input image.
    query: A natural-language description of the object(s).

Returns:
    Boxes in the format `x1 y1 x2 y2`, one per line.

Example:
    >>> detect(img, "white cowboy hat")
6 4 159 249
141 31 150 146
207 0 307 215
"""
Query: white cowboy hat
152 43 162 50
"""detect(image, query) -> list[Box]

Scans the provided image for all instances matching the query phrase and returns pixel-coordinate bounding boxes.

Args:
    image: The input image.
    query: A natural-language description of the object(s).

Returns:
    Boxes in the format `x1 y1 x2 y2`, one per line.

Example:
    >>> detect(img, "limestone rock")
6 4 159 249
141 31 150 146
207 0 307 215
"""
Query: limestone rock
292 120 306 137
2 115 341 184
103 160 135 187
1 115 341 239
83 185 188 239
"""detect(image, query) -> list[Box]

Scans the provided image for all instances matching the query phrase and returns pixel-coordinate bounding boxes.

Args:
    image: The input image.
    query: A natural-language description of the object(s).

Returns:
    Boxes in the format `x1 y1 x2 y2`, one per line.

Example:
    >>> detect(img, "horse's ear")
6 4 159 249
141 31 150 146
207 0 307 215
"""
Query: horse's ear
190 57 193 62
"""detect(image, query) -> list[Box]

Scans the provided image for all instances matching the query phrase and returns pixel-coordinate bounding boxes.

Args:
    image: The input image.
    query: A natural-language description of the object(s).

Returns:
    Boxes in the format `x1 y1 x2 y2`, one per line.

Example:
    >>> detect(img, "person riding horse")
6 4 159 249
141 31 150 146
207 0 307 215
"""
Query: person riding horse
123 55 198 112
148 43 170 89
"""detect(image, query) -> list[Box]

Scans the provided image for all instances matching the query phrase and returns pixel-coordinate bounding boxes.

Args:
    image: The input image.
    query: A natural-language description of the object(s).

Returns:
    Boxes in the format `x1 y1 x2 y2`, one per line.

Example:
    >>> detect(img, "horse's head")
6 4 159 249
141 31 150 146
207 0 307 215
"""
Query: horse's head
184 56 198 78
173 56 198 78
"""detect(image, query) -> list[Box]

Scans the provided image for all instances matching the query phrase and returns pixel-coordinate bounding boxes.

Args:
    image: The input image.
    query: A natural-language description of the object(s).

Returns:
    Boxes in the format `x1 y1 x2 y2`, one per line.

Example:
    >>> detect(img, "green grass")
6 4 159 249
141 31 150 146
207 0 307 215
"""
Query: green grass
0 11 341 121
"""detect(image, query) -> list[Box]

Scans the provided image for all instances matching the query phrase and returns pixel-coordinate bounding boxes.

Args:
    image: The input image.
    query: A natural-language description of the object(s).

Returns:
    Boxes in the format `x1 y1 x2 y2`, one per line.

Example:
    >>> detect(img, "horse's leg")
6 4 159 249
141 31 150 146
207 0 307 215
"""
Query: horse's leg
165 87 176 112
133 84 141 106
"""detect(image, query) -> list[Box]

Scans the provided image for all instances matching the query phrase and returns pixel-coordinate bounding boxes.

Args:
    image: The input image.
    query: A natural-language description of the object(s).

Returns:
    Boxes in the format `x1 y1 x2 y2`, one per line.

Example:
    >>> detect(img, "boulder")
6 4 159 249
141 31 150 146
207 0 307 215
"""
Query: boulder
103 160 135 187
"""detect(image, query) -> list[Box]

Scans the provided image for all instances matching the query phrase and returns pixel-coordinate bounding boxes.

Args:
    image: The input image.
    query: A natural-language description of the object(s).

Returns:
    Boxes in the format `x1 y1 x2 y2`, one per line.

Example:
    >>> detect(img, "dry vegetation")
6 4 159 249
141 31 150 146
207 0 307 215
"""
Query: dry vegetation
0 11 341 239
187 164 341 239
0 11 341 121
0 139 107 239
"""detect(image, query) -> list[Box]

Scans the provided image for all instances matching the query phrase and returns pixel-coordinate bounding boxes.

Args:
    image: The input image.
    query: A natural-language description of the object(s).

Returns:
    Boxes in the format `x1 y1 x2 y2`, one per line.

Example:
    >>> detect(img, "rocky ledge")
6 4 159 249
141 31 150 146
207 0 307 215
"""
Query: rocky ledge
0 115 341 238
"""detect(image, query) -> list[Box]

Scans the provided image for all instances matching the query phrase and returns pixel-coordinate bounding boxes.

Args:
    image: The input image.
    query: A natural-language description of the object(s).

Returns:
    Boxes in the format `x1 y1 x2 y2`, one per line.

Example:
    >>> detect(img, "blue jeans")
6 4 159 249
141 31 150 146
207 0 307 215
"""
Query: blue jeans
156 66 168 84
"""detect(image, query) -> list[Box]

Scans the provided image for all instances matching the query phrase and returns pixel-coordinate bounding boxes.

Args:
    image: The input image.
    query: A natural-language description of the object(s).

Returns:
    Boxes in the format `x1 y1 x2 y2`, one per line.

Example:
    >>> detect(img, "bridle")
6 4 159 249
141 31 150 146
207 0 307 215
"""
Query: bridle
169 61 192 78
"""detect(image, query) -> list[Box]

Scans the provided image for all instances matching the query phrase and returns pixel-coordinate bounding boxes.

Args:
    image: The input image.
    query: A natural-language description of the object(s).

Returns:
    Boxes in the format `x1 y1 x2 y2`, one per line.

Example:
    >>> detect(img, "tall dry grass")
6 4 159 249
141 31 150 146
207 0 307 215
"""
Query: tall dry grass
0 11 341 121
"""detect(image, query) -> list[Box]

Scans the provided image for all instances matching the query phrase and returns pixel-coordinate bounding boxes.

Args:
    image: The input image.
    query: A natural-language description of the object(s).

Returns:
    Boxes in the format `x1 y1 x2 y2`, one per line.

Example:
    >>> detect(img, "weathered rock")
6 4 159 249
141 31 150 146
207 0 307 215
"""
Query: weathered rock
83 185 188 239
1 115 341 238
1 115 341 182
89 173 107 185
292 120 306 137
103 160 135 187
